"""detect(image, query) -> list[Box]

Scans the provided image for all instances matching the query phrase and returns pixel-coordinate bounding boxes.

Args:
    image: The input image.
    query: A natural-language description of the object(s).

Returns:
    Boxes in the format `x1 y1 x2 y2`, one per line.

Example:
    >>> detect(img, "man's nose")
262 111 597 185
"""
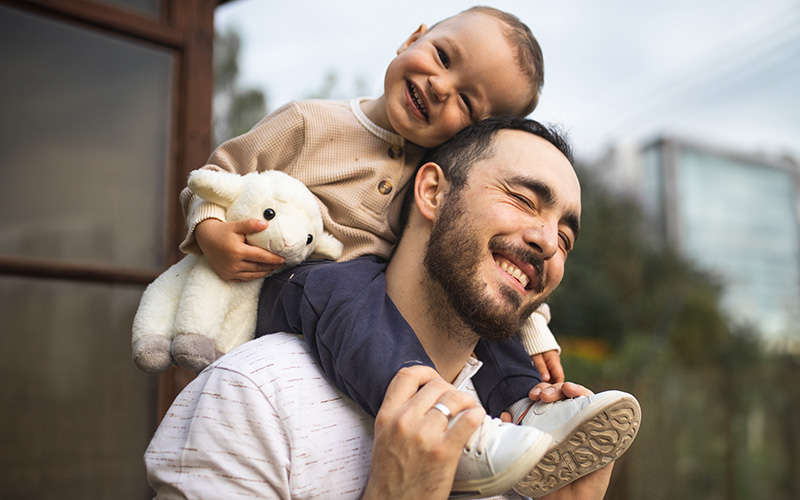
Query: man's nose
523 221 558 259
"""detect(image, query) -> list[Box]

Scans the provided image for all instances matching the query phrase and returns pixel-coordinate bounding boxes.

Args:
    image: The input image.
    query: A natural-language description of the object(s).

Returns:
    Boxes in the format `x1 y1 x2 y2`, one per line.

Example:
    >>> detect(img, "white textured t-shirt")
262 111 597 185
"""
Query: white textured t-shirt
145 333 527 499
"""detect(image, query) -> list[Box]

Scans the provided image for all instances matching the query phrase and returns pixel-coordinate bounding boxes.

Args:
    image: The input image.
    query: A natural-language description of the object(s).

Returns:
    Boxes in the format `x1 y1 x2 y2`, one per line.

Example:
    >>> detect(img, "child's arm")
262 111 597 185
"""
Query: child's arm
179 101 307 259
519 303 565 383
195 218 285 282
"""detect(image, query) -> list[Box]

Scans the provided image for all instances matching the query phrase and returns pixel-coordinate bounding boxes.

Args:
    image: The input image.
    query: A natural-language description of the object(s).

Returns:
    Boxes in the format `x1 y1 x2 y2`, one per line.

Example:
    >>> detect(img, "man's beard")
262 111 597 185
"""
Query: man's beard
422 191 546 343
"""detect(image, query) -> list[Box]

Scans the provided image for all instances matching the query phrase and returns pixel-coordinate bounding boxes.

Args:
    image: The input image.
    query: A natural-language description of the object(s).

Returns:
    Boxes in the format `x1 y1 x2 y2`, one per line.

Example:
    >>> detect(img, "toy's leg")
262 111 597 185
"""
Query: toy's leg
172 259 231 372
216 280 262 354
132 256 196 374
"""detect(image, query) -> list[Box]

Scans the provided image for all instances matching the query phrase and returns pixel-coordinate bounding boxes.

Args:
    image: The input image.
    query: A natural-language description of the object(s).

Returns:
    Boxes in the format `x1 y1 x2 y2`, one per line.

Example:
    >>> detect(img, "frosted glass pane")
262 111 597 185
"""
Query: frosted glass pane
0 5 172 270
0 276 157 498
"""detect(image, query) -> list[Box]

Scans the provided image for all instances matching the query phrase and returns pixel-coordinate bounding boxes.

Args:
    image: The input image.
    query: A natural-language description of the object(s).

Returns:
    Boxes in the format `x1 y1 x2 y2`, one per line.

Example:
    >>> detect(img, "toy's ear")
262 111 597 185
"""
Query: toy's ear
187 169 247 208
310 232 344 261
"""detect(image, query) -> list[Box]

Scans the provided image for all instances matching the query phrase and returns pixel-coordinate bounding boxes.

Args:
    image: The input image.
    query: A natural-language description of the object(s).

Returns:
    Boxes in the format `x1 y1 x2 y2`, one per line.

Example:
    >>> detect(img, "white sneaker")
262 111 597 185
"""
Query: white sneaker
450 415 553 499
513 390 641 498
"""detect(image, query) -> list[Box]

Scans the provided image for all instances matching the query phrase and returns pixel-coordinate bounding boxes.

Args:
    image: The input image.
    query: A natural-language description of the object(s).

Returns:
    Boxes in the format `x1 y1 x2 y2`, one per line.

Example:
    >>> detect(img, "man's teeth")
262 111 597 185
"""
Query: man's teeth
496 259 530 288
409 83 428 118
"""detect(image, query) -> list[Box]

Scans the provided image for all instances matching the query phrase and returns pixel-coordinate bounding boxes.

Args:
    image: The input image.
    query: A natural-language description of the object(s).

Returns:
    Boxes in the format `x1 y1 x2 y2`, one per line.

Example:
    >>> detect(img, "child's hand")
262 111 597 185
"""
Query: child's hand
195 218 286 282
529 381 592 403
531 349 565 384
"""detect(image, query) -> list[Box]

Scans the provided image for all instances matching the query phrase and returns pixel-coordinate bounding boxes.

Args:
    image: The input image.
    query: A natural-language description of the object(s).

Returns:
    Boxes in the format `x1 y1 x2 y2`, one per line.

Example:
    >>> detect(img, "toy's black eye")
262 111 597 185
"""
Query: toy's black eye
306 234 313 245
263 208 275 220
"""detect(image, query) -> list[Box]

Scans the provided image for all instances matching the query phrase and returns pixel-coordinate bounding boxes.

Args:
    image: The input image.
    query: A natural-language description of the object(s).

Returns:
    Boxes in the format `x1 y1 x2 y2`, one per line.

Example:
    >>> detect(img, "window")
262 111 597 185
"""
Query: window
0 1 215 498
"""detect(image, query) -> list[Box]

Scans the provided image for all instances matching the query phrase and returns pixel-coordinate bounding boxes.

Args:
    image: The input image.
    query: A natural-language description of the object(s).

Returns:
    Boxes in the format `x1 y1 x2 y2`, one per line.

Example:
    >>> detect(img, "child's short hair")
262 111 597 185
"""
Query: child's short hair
453 6 544 116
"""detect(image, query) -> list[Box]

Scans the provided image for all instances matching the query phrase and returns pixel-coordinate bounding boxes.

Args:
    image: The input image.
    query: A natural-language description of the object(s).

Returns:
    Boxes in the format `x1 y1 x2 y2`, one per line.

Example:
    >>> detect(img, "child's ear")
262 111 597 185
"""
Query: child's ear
414 161 447 222
397 24 428 54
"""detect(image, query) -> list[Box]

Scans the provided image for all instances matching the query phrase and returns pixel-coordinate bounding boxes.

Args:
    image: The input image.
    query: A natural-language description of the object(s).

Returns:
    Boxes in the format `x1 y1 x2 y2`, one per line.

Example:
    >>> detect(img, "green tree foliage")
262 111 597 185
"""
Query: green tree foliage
213 27 267 146
548 164 800 500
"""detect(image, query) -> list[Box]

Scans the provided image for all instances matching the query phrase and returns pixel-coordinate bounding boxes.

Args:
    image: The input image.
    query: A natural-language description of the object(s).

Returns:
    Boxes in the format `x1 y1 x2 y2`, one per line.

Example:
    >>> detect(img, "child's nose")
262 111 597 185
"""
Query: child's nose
429 75 453 102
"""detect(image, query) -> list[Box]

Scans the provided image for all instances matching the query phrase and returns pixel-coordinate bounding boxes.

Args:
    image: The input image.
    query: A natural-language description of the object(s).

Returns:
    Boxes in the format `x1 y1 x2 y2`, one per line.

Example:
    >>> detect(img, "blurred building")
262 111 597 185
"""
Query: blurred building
598 137 800 346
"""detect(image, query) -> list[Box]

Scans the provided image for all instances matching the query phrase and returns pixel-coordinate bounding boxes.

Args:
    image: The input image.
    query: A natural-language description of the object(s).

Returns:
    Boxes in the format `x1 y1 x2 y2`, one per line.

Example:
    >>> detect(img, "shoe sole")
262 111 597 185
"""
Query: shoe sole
513 391 641 498
450 432 554 500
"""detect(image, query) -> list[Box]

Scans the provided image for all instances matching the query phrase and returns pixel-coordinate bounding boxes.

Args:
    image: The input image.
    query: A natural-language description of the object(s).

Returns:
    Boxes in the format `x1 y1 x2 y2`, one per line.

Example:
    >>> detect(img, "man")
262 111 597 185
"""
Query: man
145 117 634 499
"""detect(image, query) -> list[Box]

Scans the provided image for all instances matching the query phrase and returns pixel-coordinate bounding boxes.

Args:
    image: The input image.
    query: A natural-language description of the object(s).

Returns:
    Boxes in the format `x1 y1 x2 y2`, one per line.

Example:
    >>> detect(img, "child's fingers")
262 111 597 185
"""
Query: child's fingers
242 246 285 266
548 362 565 383
542 351 565 384
561 381 593 398
531 353 551 382
231 218 268 235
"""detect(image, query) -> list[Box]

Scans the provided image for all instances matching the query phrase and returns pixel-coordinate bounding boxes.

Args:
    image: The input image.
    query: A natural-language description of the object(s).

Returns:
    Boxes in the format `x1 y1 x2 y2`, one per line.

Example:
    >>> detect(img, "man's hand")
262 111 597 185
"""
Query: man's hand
531 349 565 383
361 366 485 500
195 218 285 281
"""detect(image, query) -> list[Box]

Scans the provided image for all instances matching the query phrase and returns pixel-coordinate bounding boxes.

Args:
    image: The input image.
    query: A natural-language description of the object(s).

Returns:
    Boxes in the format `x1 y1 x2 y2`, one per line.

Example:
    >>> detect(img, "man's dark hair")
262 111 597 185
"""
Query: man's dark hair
396 117 574 235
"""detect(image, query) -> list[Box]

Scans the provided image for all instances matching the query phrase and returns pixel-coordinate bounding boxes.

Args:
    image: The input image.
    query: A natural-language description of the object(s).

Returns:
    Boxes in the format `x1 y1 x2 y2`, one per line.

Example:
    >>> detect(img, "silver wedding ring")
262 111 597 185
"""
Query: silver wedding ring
432 402 453 420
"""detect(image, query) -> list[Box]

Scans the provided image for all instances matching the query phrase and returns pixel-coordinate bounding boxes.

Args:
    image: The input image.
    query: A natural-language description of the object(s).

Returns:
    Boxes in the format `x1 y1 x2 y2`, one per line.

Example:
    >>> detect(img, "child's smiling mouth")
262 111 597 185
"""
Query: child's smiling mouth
407 80 429 120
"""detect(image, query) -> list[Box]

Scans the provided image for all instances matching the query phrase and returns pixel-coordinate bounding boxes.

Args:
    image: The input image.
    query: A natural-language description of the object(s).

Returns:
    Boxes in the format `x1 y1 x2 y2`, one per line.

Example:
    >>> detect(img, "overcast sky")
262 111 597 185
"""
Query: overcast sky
216 0 800 163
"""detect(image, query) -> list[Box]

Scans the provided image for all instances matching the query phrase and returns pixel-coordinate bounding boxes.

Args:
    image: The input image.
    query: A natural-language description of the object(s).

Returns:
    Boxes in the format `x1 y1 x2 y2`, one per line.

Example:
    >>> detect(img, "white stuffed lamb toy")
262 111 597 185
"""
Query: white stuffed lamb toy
132 169 343 374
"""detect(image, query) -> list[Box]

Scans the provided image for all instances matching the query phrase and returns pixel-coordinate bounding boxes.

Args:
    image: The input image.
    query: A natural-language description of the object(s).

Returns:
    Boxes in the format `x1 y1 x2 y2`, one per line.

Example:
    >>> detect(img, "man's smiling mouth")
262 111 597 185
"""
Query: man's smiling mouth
407 81 429 119
494 255 531 289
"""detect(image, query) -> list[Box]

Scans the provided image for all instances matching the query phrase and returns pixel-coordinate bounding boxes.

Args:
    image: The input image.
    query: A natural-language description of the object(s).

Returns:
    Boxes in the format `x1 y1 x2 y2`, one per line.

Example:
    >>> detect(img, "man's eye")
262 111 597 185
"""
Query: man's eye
560 233 573 252
436 48 450 68
512 193 533 209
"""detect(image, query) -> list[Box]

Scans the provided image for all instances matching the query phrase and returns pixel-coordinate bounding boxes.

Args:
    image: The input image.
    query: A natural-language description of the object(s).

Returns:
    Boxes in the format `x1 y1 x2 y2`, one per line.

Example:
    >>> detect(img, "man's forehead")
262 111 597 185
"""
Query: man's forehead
472 130 581 209
482 131 573 177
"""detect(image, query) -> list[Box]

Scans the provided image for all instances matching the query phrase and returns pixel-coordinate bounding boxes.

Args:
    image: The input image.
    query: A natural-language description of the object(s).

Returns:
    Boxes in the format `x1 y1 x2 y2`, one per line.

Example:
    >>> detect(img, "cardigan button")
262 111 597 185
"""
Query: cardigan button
378 180 393 195
388 145 404 159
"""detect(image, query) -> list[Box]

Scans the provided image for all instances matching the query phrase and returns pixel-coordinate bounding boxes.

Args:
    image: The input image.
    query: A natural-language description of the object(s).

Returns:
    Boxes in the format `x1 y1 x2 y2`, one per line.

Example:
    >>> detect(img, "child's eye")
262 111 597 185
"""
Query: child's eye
436 48 450 69
460 93 473 115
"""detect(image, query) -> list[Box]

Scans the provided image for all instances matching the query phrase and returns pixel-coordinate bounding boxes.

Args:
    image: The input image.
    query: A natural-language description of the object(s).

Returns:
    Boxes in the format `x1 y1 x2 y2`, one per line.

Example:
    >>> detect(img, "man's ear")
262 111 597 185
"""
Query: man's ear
397 24 428 54
414 162 447 223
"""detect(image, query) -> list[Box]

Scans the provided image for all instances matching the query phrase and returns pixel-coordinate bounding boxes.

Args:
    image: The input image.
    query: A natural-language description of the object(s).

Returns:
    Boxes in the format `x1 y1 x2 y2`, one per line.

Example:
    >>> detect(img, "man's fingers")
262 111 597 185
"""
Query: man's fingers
443 406 484 446
380 366 441 411
424 390 479 428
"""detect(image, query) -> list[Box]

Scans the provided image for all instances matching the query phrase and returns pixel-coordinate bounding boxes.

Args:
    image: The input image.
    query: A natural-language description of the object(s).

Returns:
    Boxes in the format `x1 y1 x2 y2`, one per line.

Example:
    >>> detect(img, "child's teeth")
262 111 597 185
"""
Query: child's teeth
409 83 428 118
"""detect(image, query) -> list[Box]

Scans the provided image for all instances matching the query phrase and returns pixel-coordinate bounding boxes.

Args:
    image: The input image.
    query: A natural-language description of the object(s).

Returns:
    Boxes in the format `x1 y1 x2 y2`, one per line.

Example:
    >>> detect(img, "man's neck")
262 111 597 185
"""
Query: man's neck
386 240 478 384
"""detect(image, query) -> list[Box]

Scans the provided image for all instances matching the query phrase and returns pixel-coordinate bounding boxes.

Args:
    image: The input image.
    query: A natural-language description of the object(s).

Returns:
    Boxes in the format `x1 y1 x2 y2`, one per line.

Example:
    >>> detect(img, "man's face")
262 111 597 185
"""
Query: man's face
423 130 581 341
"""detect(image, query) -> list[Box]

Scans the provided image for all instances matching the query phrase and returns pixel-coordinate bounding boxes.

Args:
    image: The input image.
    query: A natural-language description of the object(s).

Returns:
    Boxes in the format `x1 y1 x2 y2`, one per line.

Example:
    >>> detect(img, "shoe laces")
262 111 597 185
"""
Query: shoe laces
463 417 499 456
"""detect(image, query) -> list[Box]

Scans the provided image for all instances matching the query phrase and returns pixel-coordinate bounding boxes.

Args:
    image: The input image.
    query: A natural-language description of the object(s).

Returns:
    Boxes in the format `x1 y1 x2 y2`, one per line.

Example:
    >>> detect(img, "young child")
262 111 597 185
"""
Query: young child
180 7 606 497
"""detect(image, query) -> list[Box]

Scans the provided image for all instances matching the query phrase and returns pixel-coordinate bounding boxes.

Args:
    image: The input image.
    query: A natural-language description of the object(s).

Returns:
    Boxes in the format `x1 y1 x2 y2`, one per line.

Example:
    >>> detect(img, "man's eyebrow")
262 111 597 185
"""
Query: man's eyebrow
509 176 581 240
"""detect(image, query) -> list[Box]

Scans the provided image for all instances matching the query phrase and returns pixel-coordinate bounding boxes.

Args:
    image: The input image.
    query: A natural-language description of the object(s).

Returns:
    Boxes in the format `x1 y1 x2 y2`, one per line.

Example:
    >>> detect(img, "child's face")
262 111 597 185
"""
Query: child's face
382 13 532 148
